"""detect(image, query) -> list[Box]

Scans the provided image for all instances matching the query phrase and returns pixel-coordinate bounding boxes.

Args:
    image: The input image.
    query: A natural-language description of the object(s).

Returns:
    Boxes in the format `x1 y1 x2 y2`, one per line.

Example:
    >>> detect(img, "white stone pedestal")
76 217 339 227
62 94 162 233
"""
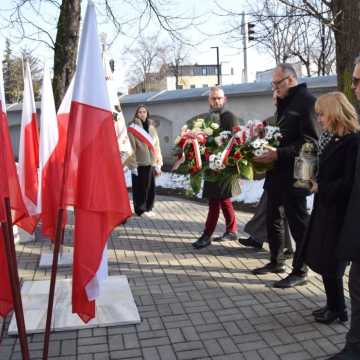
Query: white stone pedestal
13 225 34 244
8 276 140 335
39 248 73 268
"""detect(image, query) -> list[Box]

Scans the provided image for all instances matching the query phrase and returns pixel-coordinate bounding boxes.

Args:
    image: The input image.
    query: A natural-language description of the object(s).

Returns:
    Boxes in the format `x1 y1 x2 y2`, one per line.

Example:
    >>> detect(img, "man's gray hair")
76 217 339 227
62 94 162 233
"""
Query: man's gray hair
276 63 298 79
209 86 224 94
355 55 360 65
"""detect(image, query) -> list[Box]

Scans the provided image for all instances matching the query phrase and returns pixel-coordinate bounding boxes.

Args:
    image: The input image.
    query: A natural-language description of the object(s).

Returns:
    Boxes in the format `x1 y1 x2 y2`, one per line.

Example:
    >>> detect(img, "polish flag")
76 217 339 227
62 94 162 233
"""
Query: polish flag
0 59 29 317
38 65 71 241
102 48 132 164
62 1 132 322
18 61 39 233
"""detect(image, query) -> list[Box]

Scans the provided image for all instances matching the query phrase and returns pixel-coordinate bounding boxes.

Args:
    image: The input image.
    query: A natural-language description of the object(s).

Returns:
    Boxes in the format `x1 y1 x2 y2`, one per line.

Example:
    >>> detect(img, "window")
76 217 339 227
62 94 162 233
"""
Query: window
176 84 183 89
202 84 208 88
202 68 207 76
193 67 202 76
190 84 196 88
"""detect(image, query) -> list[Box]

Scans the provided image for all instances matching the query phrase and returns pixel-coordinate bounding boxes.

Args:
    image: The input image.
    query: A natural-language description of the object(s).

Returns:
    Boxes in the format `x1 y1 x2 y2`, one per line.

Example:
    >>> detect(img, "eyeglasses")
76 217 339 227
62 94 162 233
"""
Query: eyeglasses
352 76 360 87
271 76 289 89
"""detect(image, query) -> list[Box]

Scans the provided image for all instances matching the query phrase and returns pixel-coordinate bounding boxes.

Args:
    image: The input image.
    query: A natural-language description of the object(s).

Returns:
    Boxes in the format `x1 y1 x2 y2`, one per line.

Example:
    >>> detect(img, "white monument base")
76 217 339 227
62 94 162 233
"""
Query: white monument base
8 276 140 335
39 248 73 268
13 225 34 244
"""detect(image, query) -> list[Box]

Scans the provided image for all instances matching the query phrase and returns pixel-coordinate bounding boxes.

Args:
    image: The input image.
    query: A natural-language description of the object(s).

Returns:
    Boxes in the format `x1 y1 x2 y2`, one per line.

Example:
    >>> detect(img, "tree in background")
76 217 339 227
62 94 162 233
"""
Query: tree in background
3 0 197 106
217 0 336 77
2 39 42 103
277 0 360 106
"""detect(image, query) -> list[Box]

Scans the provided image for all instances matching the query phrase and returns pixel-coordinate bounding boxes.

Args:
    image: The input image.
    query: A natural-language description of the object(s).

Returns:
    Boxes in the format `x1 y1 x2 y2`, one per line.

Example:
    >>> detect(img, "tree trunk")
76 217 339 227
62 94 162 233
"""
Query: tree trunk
331 0 360 109
52 0 81 109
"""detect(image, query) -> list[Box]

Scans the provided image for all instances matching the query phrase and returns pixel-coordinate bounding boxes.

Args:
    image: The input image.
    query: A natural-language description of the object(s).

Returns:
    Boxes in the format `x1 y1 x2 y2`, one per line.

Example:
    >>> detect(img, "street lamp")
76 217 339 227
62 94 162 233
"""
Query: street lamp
211 46 221 85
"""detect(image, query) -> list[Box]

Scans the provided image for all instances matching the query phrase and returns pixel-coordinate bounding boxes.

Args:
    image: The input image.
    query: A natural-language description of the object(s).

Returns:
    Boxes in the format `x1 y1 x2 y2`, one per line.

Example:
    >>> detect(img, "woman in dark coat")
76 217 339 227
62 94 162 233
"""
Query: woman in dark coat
304 92 360 324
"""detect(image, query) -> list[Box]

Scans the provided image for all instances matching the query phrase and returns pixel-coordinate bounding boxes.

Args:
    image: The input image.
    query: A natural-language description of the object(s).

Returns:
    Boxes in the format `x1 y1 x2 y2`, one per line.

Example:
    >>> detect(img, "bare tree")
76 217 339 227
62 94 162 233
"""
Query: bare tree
216 0 335 78
126 34 169 93
277 0 360 105
1 0 200 106
163 42 190 89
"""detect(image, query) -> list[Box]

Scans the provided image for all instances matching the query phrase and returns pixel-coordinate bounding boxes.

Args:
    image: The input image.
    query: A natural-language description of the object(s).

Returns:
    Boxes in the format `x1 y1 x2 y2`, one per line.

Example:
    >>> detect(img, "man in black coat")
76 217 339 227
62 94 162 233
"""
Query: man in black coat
192 87 239 249
252 63 319 288
327 57 360 360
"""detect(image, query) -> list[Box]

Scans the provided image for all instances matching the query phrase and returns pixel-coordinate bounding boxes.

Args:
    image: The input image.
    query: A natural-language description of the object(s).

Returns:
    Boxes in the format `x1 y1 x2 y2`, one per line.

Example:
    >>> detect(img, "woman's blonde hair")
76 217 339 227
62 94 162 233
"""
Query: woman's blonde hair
315 92 360 135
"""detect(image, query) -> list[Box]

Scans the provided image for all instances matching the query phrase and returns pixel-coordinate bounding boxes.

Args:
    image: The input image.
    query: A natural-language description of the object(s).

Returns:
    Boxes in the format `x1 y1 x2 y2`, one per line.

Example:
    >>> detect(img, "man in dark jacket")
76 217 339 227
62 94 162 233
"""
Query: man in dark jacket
192 87 239 249
327 57 360 360
252 63 319 288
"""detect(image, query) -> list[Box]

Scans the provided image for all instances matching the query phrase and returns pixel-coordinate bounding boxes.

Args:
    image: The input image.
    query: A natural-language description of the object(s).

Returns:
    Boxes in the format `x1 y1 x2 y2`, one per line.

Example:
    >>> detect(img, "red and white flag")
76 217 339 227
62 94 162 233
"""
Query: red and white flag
18 61 39 233
62 1 132 322
38 65 71 241
102 49 132 163
0 59 29 317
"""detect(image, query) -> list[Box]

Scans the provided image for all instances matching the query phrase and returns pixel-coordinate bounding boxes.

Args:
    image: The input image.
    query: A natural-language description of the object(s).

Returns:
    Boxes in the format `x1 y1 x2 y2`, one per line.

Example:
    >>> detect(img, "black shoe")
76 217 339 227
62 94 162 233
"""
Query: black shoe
238 237 263 249
252 262 286 275
314 309 348 324
213 232 238 242
312 306 328 317
273 273 308 288
327 345 360 359
192 233 211 249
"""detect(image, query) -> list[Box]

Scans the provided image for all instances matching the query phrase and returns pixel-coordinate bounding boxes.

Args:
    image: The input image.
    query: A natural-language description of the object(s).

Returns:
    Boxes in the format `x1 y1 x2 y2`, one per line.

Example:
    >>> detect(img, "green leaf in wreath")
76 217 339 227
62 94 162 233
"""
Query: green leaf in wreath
190 172 202 194
239 160 254 180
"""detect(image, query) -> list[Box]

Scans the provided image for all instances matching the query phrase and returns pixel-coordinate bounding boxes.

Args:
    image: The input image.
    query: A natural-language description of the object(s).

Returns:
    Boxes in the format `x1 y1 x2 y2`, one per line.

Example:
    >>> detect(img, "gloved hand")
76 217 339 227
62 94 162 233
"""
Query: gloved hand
131 168 138 176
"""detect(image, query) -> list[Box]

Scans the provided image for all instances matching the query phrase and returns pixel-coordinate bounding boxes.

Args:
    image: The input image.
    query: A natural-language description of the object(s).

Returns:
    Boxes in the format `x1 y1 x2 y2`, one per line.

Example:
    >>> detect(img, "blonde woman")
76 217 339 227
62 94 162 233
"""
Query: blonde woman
304 92 360 324
126 105 163 216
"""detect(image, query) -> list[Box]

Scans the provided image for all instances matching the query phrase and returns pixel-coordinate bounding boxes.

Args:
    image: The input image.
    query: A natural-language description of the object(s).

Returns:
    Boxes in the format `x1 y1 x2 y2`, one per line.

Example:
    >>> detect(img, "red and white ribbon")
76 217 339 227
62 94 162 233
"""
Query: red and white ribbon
128 123 156 155
172 131 205 172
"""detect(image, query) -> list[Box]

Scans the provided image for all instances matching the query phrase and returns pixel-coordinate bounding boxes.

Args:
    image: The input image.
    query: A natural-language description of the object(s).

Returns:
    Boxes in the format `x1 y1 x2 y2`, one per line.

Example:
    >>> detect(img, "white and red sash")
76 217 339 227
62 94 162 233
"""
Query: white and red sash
128 123 156 155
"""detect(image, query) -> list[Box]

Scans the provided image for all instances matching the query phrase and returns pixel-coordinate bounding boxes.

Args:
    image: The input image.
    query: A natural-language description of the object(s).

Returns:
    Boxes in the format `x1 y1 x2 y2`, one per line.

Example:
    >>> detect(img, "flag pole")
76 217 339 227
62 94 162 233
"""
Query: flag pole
2 197 30 360
42 209 64 360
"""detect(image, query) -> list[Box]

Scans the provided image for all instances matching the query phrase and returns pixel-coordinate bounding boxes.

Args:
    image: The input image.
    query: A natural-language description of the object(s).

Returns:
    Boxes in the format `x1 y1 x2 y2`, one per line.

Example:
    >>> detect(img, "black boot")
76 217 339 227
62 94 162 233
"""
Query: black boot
252 262 286 275
314 309 348 324
238 236 262 249
192 233 211 249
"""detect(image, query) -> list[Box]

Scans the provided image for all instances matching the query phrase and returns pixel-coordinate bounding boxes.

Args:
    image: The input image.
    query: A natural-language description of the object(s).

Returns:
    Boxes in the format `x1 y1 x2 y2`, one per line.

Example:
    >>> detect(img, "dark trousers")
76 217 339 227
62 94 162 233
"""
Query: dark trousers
267 187 309 273
347 262 360 348
204 198 237 236
244 191 293 251
132 165 155 216
322 261 347 312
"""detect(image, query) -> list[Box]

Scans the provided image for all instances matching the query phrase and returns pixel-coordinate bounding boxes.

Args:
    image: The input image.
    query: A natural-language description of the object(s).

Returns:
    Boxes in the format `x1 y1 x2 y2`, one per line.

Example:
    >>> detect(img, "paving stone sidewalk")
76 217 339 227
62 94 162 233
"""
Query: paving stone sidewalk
0 195 350 360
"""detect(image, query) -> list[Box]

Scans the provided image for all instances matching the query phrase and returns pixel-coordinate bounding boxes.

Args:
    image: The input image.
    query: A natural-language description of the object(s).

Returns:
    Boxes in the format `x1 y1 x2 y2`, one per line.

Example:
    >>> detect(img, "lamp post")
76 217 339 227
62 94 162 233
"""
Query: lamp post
211 46 221 85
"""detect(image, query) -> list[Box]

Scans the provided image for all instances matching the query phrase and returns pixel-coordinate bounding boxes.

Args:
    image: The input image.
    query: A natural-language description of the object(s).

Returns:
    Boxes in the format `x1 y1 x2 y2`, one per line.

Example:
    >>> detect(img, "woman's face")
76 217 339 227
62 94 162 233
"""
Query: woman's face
137 107 148 122
317 110 331 132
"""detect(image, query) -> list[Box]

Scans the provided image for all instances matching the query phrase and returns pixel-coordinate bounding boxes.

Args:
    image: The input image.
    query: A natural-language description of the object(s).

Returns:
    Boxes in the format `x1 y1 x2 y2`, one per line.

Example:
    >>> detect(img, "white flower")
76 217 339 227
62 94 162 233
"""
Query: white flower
214 136 223 146
181 125 188 132
210 122 220 130
220 130 232 138
214 159 225 170
203 127 214 136
193 118 204 128
254 149 264 157
252 138 263 149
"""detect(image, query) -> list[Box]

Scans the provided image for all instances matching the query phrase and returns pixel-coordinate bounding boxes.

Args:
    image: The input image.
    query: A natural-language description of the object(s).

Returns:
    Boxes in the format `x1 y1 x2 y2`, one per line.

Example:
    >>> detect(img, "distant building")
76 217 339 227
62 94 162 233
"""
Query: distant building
128 63 241 94
256 63 303 82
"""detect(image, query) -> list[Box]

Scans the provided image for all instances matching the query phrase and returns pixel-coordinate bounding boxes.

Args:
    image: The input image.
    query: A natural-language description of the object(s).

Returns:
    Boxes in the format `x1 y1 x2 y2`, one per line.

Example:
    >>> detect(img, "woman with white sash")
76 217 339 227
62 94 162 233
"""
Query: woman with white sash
126 105 163 216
